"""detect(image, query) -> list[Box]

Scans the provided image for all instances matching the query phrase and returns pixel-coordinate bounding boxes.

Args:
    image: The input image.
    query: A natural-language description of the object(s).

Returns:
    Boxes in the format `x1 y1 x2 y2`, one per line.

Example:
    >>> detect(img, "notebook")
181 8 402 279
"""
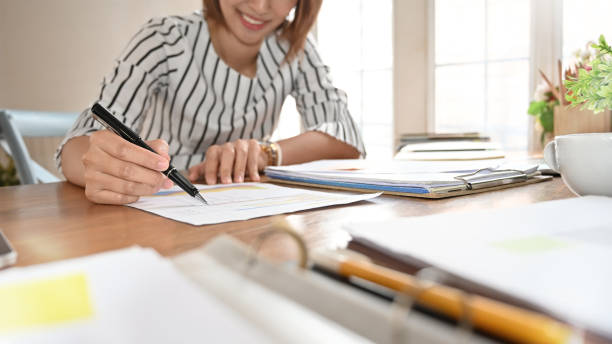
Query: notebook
265 159 551 198
345 196 612 341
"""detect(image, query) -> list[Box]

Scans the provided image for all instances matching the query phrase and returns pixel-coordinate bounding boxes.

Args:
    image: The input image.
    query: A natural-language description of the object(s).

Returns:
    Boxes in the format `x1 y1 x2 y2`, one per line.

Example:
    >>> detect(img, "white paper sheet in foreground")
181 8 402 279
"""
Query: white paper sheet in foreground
127 182 381 225
0 247 271 344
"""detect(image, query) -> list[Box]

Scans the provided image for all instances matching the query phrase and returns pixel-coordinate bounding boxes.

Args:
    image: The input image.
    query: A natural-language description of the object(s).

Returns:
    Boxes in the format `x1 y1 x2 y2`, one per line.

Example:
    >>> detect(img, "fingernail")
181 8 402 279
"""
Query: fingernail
236 176 243 183
157 160 167 169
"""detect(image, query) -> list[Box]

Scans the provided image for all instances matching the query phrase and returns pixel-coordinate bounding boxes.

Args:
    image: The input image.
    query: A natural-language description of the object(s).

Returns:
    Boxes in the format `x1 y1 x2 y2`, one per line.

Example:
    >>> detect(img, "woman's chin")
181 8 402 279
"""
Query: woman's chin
233 29 267 46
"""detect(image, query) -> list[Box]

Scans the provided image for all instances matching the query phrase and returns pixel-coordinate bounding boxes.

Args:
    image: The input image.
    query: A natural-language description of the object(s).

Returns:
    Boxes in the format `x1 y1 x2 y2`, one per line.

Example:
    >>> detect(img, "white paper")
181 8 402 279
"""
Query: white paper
395 141 505 161
127 182 381 226
398 140 502 152
265 159 537 190
0 247 271 344
347 196 612 339
266 158 507 174
173 243 371 344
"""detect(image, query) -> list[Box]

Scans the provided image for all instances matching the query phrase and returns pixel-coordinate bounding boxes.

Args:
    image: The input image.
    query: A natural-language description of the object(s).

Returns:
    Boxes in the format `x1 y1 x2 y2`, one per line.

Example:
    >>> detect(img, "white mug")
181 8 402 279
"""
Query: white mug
544 133 612 197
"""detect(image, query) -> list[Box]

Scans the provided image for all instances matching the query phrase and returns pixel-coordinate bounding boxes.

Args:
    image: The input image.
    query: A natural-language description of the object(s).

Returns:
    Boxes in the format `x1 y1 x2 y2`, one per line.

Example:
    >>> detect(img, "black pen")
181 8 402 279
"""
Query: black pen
90 102 208 205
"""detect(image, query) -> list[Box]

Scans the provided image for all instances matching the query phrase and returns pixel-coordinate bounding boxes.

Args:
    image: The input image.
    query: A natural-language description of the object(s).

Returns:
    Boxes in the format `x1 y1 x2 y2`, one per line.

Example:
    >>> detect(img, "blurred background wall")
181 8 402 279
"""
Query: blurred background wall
0 0 200 177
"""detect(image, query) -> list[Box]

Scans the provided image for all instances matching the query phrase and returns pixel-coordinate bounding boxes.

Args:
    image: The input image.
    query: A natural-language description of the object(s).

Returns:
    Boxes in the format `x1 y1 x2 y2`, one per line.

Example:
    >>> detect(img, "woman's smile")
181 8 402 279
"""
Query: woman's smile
239 11 267 31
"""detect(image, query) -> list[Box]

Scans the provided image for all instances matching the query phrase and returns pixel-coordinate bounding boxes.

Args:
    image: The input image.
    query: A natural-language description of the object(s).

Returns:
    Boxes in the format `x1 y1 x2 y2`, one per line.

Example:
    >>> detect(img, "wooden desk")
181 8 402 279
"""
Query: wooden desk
6 179 612 344
1 178 573 267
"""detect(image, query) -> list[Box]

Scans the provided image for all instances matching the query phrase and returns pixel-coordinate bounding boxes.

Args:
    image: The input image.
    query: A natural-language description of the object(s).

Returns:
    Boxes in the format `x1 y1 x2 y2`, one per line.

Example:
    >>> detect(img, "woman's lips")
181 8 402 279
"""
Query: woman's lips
239 12 266 31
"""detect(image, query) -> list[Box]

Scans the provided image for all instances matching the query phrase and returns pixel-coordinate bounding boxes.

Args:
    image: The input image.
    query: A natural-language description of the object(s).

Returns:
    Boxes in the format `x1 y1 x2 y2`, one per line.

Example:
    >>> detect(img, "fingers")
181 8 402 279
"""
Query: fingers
145 139 172 188
247 139 261 182
146 139 170 161
218 143 235 184
201 140 260 185
232 140 249 183
188 163 205 182
85 188 139 205
204 145 221 185
83 131 173 205
90 131 169 172
84 170 157 205
84 149 165 187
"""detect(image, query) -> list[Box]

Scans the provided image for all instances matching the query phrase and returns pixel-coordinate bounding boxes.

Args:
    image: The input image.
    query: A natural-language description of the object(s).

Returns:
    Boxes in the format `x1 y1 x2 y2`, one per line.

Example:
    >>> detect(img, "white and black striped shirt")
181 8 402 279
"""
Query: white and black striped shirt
56 12 365 171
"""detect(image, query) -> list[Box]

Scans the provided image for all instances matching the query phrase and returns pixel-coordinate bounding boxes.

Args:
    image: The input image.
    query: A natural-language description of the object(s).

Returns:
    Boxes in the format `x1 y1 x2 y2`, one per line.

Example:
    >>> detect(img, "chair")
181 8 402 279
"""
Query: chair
0 109 79 184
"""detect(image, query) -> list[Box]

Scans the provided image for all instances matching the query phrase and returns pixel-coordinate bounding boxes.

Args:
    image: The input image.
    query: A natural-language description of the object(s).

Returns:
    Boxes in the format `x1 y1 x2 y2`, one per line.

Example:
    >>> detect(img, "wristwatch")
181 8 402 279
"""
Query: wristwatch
259 141 282 166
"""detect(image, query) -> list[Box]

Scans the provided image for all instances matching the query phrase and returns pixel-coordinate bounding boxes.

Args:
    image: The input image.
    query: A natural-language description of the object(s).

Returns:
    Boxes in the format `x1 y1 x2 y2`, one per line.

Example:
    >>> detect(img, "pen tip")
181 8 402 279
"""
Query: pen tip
195 193 208 205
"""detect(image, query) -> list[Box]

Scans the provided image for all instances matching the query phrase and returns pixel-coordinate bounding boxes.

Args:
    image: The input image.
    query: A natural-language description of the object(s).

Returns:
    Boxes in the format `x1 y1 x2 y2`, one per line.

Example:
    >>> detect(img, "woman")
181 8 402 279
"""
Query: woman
57 0 365 205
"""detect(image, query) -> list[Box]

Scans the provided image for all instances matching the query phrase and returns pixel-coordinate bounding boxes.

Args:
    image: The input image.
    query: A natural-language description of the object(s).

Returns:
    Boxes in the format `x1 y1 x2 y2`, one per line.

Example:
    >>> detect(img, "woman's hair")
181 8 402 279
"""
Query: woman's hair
202 0 322 62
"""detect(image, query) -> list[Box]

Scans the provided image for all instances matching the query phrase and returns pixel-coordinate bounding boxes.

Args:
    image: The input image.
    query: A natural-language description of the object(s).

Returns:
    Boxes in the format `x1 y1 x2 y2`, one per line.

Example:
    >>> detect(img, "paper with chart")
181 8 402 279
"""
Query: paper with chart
127 182 381 225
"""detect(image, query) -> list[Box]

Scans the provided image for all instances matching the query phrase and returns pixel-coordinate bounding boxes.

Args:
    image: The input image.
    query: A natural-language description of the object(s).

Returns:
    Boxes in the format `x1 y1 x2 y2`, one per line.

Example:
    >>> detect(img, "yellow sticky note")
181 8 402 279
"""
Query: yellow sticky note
0 273 94 333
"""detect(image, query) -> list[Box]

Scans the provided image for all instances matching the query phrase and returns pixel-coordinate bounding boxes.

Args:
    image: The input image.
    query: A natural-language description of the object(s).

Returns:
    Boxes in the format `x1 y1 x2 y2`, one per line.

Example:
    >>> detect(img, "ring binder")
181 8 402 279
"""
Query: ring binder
174 232 502 344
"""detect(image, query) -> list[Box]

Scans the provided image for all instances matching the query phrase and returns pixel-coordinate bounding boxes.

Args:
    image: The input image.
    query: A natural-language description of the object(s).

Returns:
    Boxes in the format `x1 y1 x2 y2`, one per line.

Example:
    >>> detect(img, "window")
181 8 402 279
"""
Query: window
274 0 394 159
432 0 612 151
562 0 612 59
433 0 531 150
277 0 612 156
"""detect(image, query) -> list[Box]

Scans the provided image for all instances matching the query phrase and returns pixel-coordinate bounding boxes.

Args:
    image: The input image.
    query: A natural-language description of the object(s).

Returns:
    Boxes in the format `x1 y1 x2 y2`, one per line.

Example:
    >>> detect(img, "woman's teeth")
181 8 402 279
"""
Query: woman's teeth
242 13 263 25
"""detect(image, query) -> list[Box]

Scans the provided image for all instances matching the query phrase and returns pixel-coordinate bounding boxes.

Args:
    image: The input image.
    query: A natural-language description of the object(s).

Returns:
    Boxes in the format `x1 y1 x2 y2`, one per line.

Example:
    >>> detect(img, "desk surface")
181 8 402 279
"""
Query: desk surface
1 178 574 267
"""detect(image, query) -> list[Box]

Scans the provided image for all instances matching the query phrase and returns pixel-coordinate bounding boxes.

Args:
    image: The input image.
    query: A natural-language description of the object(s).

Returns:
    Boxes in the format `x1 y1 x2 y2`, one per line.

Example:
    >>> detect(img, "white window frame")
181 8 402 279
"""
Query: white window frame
393 0 430 150
393 0 563 152
528 0 562 151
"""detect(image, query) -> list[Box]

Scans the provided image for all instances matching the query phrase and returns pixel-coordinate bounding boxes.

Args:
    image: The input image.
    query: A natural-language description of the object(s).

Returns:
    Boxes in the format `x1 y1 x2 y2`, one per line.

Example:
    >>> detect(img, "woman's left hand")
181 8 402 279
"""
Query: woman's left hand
188 139 267 185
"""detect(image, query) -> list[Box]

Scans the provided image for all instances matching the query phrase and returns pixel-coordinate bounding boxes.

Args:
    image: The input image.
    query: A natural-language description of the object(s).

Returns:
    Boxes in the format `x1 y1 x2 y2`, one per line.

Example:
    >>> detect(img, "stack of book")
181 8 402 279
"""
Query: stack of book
396 133 503 161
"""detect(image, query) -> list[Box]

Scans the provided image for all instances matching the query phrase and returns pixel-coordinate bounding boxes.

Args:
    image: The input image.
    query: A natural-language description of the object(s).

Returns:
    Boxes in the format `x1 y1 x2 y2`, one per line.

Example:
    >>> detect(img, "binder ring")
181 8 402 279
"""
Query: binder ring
456 290 475 344
415 267 475 344
390 275 436 344
247 217 308 270
390 267 476 344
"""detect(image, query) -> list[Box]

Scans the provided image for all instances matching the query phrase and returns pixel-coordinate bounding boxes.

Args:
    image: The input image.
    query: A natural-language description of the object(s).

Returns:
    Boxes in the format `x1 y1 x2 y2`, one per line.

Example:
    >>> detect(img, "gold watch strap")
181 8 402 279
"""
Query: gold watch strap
259 142 282 166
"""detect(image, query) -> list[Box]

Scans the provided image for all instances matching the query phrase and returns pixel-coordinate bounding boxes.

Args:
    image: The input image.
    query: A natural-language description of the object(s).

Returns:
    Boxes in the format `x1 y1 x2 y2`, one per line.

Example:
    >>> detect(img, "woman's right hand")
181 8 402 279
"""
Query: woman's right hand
81 130 173 205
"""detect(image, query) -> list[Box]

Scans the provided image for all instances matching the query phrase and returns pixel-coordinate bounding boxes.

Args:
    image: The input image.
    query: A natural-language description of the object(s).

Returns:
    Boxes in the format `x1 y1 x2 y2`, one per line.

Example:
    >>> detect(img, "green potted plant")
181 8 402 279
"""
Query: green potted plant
527 81 558 144
528 36 612 145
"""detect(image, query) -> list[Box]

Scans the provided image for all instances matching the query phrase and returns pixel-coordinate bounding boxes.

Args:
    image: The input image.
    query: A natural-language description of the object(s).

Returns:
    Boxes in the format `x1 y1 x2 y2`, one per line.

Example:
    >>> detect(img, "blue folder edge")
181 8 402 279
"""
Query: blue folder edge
265 172 431 194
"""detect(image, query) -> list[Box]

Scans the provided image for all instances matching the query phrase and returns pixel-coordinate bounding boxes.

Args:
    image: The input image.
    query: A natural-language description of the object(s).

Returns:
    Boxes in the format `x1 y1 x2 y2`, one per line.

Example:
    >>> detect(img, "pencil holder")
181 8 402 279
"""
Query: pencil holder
553 105 611 137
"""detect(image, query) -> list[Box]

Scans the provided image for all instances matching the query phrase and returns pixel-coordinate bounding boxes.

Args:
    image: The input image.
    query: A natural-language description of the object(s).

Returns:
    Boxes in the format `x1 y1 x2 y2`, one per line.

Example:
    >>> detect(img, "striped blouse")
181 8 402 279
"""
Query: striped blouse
55 12 365 171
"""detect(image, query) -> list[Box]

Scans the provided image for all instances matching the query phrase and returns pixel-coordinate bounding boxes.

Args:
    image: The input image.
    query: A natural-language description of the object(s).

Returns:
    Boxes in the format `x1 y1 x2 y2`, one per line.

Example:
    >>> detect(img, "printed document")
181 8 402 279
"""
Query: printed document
128 182 380 225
